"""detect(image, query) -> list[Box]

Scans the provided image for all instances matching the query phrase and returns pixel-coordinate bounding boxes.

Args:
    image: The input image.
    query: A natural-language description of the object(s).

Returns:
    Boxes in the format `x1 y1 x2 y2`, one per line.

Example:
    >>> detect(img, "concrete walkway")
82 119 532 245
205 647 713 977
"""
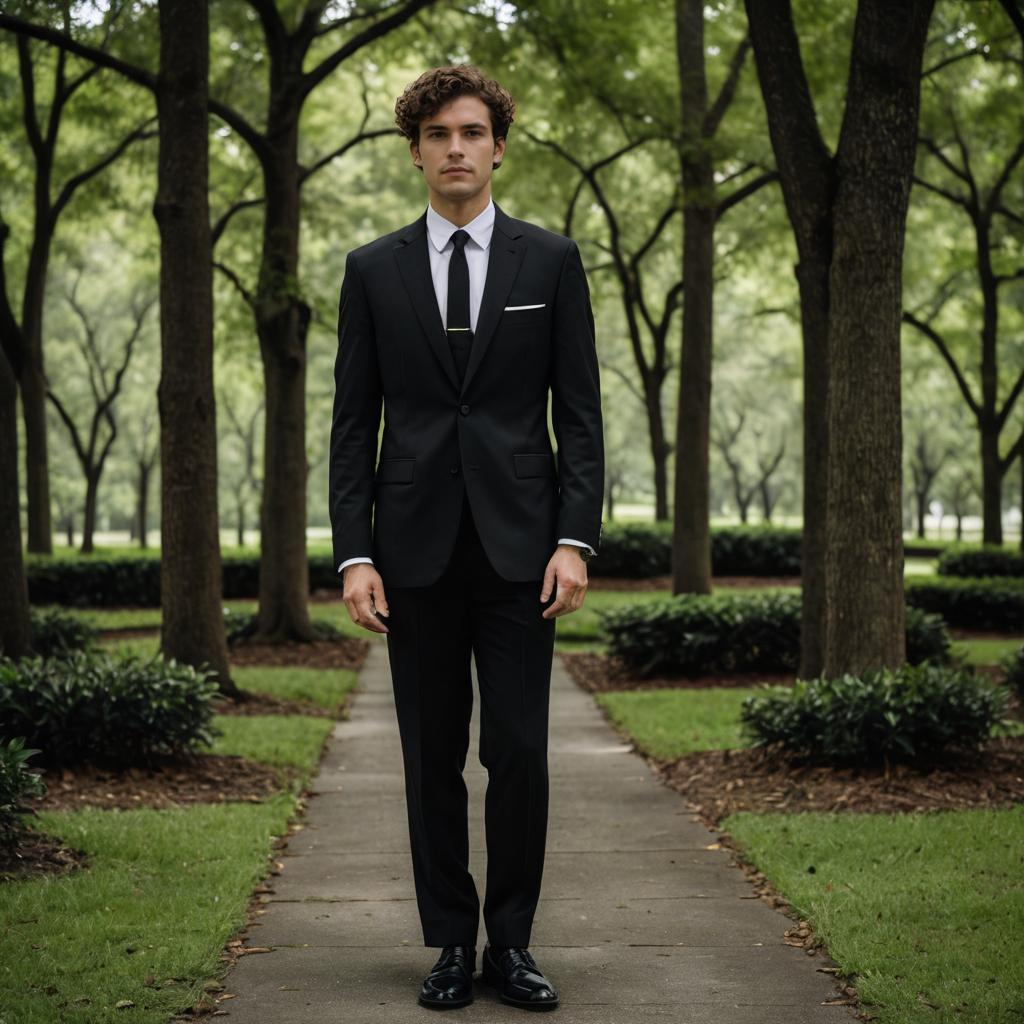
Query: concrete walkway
220 639 856 1023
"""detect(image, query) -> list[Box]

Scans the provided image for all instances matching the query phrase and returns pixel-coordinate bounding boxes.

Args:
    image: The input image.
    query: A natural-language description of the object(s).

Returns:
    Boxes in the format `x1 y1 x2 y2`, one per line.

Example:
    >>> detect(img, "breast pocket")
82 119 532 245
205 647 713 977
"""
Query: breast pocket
501 304 548 327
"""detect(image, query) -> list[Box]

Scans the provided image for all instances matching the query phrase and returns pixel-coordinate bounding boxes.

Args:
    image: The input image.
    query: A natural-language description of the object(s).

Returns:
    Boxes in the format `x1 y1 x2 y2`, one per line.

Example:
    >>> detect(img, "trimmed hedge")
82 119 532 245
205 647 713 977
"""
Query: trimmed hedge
598 592 950 677
937 545 1024 579
591 522 802 578
0 651 222 769
904 575 1024 631
739 663 1009 767
23 526 806 605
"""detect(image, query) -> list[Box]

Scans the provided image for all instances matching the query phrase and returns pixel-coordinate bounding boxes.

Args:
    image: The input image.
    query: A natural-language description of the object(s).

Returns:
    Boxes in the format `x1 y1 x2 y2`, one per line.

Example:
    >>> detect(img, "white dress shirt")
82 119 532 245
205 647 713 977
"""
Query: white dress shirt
338 198 595 575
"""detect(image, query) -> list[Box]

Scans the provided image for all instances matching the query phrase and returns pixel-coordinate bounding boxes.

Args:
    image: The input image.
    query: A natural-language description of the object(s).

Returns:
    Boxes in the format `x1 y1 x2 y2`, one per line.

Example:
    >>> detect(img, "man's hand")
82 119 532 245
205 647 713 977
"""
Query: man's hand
342 563 390 634
540 544 588 619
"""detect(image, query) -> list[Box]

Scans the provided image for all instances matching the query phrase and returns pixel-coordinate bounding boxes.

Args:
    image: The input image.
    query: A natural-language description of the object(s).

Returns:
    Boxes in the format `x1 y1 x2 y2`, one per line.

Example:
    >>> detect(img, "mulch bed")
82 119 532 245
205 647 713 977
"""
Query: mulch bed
98 626 370 672
561 650 796 691
648 738 1024 830
226 633 369 670
559 650 1024 829
24 752 295 814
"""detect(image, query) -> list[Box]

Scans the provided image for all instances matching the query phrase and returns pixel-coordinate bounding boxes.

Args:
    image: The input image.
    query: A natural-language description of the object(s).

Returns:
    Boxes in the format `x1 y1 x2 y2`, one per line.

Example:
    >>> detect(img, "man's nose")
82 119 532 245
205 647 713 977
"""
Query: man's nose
447 134 465 155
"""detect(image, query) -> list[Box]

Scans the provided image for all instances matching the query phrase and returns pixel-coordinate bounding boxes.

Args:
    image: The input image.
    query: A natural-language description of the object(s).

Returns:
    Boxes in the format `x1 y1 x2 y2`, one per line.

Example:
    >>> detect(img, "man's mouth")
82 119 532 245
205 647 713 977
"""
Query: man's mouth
444 167 471 174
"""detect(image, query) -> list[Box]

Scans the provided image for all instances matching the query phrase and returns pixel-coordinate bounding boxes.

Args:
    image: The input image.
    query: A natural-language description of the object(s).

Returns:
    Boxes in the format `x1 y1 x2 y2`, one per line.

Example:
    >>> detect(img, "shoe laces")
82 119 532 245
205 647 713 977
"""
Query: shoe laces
440 944 475 968
497 946 538 972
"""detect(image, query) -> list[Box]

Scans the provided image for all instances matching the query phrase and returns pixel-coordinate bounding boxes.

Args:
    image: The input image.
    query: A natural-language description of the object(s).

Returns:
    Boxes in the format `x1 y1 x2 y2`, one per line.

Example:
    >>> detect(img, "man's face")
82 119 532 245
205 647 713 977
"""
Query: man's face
410 94 506 204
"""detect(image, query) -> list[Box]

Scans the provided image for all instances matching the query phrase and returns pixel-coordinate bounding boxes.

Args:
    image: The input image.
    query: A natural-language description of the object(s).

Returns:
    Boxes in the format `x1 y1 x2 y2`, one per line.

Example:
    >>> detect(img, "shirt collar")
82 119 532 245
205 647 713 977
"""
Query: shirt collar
426 197 495 253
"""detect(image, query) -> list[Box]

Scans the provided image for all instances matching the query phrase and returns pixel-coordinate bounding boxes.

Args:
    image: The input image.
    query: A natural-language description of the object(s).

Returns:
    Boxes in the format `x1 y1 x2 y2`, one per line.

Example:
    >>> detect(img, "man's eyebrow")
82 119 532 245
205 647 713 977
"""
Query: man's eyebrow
422 121 489 131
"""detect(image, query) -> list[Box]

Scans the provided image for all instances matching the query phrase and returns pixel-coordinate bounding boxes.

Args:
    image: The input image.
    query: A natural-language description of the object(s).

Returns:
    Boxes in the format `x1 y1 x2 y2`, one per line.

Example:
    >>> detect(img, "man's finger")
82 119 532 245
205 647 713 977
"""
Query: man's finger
542 583 570 619
540 565 556 602
373 580 389 617
358 594 389 633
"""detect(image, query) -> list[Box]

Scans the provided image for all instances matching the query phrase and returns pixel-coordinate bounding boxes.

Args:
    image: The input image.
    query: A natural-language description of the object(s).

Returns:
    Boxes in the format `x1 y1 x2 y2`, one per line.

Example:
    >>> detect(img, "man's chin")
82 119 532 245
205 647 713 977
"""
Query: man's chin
436 177 479 196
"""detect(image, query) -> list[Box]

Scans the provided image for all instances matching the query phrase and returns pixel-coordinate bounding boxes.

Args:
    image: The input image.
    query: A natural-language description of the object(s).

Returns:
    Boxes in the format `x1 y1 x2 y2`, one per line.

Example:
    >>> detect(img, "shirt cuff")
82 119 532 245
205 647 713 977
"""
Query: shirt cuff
338 556 374 574
557 537 597 557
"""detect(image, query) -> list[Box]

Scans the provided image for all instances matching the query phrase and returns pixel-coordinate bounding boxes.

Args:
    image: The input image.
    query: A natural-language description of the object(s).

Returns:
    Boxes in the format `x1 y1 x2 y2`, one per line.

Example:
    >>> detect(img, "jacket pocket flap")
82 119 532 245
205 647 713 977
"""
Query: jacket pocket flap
375 457 415 483
513 452 555 478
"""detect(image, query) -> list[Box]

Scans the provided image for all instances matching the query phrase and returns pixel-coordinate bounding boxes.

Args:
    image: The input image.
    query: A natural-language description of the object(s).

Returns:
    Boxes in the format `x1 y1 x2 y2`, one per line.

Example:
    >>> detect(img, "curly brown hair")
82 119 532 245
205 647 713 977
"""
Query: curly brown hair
394 64 516 146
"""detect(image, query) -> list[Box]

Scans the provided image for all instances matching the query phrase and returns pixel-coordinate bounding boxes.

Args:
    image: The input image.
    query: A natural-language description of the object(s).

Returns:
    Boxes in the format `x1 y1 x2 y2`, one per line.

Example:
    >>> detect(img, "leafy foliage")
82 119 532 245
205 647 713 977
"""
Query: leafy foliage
905 575 1024 631
27 607 97 658
739 663 1009 767
0 737 47 845
0 652 222 769
598 592 949 677
1001 644 1024 701
937 545 1024 579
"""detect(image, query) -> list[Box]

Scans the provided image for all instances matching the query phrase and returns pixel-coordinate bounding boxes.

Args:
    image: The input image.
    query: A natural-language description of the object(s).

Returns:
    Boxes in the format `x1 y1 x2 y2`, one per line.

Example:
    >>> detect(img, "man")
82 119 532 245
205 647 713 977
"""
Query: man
329 64 604 1011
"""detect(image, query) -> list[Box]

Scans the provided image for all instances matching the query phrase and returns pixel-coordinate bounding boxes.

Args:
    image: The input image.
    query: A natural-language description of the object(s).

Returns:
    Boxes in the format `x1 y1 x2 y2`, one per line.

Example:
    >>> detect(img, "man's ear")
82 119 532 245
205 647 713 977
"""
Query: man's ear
492 135 506 170
410 138 422 170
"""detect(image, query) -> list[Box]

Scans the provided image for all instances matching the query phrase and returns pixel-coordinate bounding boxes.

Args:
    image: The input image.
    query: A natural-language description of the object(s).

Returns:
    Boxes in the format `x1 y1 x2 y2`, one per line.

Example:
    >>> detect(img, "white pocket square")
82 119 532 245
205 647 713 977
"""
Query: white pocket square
504 303 546 311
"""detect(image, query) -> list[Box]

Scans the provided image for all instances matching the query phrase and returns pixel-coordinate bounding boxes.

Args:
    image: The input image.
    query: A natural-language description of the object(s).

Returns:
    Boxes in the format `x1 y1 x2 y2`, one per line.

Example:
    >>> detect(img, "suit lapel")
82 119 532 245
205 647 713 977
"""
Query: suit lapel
460 202 526 396
392 201 527 396
393 211 460 391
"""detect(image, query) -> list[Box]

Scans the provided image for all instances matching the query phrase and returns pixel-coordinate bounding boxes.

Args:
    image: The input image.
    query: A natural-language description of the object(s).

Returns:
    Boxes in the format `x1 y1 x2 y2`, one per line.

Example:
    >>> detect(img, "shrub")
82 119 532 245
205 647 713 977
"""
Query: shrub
0 738 47 845
905 575 1024 631
598 592 950 678
937 545 1024 579
904 606 952 665
0 651 222 769
28 607 97 658
1001 645 1024 701
740 663 1009 767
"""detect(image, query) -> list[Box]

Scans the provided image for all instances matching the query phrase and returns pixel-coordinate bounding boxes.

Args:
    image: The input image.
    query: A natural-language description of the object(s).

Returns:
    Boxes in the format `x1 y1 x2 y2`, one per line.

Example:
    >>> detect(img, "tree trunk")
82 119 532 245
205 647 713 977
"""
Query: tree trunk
252 117 316 643
154 0 236 696
0 344 32 658
915 489 927 538
745 0 933 679
20 358 53 554
20 188 55 554
81 471 99 553
821 0 933 677
138 461 150 548
645 383 671 521
792 251 832 679
672 0 714 596
979 414 1003 545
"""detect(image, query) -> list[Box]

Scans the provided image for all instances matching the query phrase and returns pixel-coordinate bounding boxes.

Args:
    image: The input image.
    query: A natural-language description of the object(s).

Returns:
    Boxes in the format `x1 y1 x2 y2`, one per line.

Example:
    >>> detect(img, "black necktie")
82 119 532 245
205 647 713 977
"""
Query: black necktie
446 228 472 384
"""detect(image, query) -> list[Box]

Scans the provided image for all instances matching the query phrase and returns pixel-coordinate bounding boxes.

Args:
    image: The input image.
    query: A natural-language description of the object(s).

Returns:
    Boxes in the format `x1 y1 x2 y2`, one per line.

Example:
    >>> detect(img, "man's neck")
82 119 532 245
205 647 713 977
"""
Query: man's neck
428 188 492 227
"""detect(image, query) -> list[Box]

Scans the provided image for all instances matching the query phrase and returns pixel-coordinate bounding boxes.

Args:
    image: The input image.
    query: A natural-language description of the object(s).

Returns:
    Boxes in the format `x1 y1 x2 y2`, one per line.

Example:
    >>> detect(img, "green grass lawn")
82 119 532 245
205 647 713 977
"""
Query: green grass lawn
0 666 352 1024
724 808 1024 1024
596 687 761 757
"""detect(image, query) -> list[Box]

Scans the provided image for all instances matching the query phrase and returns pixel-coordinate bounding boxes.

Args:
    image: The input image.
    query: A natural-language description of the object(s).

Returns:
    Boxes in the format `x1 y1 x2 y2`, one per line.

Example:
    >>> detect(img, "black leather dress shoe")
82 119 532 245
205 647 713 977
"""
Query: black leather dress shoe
418 944 476 1009
481 944 559 1010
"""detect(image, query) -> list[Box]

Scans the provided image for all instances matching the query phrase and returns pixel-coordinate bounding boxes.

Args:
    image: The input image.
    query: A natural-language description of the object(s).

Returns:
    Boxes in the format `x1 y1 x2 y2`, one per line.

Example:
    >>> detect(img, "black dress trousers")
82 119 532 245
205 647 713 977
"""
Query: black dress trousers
383 486 558 948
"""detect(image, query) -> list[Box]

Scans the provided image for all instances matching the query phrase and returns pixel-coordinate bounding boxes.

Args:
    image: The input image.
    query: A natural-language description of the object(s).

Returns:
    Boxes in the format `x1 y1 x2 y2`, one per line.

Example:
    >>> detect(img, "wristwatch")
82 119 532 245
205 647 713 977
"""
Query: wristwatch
578 546 595 563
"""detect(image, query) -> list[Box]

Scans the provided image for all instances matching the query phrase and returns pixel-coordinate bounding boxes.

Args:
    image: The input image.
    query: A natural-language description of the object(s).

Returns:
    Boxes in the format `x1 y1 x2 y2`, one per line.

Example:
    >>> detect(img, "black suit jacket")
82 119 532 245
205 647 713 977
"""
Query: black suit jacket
328 201 604 588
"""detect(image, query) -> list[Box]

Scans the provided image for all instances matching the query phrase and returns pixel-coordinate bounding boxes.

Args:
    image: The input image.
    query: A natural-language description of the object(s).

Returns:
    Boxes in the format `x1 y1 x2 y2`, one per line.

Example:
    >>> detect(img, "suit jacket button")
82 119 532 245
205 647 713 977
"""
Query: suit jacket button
459 404 470 415
450 465 460 475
